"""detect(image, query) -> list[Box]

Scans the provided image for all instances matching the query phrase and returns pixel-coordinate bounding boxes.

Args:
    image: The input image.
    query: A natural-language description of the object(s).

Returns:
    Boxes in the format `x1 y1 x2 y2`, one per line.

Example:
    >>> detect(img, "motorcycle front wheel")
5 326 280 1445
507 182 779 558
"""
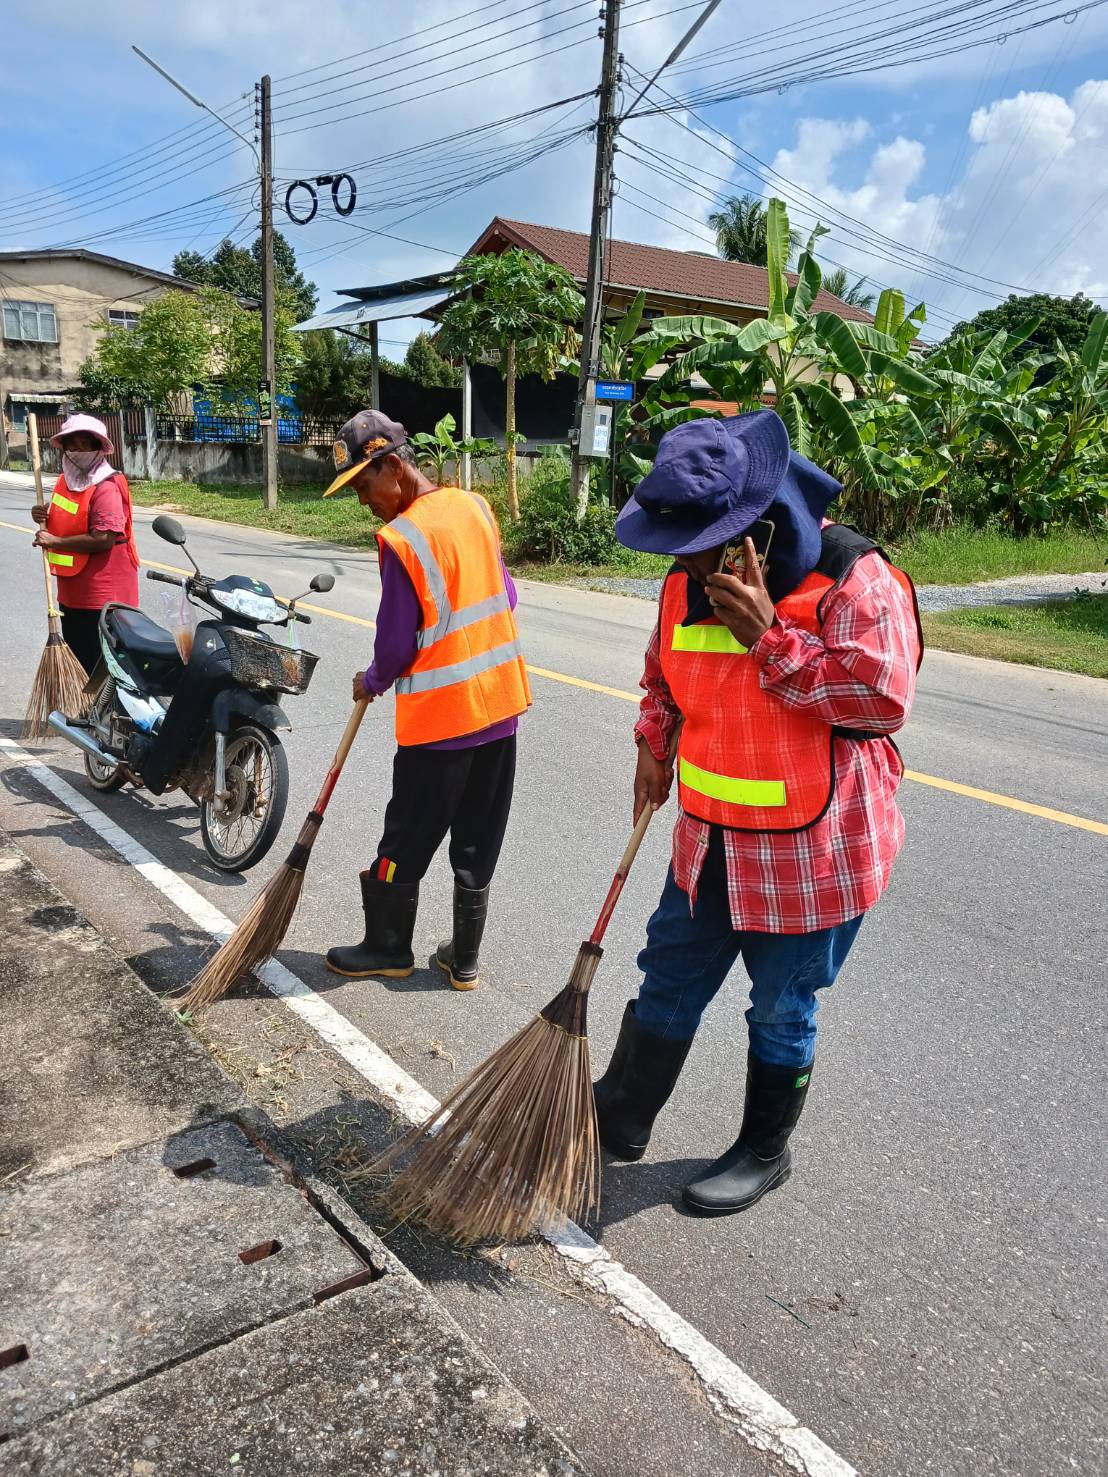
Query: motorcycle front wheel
199 723 289 872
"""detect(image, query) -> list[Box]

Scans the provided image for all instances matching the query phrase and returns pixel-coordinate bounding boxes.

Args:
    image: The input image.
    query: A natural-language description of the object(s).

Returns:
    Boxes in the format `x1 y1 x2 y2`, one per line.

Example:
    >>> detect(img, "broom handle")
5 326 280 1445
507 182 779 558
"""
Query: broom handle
27 415 61 624
312 699 370 816
588 726 681 947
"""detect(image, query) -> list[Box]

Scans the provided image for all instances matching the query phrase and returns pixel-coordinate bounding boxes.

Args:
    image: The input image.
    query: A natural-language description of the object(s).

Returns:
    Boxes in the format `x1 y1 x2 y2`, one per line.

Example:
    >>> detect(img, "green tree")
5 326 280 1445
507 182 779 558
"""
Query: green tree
947 292 1102 367
402 331 461 387
708 194 802 266
77 289 213 409
823 266 876 312
173 231 318 323
293 330 367 418
436 249 583 520
201 288 299 412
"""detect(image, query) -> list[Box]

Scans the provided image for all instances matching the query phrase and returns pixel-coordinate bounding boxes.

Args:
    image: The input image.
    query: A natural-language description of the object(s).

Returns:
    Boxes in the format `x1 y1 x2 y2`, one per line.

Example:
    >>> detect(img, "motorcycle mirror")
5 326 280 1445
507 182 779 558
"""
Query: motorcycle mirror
152 515 187 546
310 573 336 593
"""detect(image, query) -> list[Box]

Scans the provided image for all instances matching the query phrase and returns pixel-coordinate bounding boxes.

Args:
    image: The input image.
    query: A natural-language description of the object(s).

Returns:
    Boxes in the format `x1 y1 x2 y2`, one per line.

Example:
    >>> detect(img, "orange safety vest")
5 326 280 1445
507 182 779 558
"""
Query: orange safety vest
377 487 532 746
44 473 140 578
659 525 922 833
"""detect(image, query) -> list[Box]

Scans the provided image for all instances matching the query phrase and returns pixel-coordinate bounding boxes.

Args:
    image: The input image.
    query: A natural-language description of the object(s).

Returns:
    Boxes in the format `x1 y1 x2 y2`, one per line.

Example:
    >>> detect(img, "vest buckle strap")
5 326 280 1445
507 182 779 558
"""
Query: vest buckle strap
679 756 787 809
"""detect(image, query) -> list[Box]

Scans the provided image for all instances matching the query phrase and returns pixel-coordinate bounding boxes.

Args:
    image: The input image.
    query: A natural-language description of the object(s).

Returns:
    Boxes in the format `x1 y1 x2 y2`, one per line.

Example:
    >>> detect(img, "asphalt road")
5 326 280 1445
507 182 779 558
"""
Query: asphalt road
1 472 1105 1477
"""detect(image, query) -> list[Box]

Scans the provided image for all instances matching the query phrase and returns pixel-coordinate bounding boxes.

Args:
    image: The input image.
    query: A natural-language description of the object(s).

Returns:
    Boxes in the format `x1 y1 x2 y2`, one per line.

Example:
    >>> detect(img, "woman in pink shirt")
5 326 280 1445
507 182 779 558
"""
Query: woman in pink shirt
31 414 140 674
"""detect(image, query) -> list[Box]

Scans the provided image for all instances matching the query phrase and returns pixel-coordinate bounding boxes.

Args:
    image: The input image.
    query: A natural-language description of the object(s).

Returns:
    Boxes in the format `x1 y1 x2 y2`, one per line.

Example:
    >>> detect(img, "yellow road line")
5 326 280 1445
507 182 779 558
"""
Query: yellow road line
902 771 1108 835
4 516 1104 834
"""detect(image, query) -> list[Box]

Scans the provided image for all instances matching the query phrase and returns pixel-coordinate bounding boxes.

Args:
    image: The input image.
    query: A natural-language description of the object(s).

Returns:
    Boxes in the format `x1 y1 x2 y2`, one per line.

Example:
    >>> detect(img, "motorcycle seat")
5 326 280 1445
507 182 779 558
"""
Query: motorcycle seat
106 606 181 664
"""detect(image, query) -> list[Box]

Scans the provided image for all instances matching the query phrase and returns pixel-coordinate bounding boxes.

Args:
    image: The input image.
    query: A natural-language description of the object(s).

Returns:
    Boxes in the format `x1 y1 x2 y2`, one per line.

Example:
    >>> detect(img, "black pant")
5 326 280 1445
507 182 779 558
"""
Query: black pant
374 735 516 890
59 606 102 677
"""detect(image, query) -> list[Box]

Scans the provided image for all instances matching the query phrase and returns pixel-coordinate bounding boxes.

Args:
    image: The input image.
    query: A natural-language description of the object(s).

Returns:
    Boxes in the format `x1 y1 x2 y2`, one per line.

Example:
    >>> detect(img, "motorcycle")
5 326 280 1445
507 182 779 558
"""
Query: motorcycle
48 514 335 873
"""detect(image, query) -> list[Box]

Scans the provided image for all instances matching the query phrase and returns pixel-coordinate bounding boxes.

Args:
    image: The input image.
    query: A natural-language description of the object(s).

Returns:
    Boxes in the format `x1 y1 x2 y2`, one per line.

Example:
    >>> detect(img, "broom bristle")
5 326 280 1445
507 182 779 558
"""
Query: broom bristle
180 812 322 1010
372 943 604 1246
22 635 89 740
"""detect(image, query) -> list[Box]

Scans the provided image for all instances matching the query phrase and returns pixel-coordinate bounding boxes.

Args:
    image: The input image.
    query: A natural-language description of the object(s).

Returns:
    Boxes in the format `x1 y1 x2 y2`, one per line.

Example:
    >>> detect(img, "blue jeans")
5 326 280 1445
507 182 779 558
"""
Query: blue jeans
634 835 864 1069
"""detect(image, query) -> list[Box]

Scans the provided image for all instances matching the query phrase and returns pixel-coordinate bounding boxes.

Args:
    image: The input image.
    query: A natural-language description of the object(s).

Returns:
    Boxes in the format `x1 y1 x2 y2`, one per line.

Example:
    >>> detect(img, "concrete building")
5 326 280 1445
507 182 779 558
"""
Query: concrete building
0 249 201 453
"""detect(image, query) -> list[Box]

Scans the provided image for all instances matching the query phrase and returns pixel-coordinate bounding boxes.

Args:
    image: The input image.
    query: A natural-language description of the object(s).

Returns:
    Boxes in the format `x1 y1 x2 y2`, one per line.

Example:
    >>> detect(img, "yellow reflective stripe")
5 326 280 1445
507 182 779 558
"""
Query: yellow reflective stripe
47 551 75 567
679 757 786 809
671 624 748 655
51 492 80 515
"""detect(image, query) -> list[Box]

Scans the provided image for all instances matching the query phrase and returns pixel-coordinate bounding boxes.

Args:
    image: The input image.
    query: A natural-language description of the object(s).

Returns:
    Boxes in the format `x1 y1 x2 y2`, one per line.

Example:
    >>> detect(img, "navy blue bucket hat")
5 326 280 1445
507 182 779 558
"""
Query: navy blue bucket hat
615 409 791 555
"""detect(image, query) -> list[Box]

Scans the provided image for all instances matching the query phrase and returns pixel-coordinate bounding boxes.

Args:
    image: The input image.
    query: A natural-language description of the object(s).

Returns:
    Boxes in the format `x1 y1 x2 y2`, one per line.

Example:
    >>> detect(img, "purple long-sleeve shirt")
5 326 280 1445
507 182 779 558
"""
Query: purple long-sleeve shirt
362 543 520 750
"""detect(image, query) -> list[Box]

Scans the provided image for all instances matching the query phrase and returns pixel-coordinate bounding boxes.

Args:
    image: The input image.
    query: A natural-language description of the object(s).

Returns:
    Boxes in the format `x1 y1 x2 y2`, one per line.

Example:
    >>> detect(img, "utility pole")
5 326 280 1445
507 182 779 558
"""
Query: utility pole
258 75 278 511
570 0 622 520
132 47 277 508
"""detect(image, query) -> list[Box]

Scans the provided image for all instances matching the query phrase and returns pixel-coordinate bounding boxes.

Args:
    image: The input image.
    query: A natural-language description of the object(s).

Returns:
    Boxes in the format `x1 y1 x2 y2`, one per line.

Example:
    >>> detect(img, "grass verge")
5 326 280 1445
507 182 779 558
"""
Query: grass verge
889 525 1106 585
128 481 1107 590
922 594 1108 678
130 479 379 547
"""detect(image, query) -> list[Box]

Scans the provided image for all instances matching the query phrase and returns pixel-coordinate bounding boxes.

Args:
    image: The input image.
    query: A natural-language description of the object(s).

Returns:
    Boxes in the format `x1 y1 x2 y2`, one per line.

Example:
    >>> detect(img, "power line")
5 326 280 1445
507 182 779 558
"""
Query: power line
275 0 706 135
0 94 253 219
623 65 1067 297
626 0 1108 116
0 128 254 241
273 0 519 83
274 0 595 107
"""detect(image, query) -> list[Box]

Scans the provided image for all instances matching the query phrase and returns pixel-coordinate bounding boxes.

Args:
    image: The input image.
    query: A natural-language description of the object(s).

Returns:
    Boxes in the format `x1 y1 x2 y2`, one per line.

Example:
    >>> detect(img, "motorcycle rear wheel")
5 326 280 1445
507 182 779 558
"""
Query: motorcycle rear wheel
83 677 128 793
199 723 289 872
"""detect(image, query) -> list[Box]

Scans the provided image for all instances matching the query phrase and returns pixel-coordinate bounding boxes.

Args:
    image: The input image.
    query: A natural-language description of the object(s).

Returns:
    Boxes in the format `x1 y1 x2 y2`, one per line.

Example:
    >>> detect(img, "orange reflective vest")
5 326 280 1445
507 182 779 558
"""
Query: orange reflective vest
378 487 532 746
44 473 140 578
659 525 922 833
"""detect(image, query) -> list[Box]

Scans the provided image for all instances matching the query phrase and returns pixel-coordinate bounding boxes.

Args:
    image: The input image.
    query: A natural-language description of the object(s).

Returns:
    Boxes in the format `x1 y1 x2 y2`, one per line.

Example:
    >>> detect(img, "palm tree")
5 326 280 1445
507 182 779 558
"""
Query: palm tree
823 266 876 312
708 194 802 266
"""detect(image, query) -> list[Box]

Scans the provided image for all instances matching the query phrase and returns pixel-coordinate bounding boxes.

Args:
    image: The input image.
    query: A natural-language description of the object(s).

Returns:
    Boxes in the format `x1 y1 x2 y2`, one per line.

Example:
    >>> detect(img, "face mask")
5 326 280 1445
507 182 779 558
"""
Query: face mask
65 449 102 473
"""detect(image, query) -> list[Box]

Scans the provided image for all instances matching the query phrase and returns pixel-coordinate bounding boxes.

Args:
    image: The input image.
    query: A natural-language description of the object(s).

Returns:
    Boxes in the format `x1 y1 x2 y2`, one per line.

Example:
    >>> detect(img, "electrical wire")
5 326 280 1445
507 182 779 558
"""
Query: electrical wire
622 65 1067 296
274 0 595 107
626 0 1108 116
0 94 253 220
275 0 706 135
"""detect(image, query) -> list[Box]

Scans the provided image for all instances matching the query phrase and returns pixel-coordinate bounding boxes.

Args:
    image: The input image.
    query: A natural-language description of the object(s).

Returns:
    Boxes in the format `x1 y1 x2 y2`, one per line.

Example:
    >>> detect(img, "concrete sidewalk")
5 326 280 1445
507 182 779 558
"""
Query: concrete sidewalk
0 832 586 1476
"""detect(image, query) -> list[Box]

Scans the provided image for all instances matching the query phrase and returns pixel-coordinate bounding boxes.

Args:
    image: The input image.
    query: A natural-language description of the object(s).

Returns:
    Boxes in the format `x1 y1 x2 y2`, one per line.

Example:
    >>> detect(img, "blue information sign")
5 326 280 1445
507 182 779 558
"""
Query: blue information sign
595 380 634 402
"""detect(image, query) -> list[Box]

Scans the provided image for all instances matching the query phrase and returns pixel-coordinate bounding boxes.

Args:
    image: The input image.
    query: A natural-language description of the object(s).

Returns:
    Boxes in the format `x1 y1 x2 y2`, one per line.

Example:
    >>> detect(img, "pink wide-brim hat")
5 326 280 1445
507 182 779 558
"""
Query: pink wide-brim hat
49 413 114 456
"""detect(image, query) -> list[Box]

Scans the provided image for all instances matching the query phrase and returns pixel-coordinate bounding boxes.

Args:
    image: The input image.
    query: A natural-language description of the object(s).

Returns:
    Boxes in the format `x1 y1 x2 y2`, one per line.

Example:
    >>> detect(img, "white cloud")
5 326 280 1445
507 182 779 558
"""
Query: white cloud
760 83 1108 330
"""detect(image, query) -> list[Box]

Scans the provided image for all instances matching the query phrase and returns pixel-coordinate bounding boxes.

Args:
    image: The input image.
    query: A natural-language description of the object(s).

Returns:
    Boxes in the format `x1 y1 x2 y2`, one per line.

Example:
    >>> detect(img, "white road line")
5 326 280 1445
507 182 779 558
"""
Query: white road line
0 734 856 1477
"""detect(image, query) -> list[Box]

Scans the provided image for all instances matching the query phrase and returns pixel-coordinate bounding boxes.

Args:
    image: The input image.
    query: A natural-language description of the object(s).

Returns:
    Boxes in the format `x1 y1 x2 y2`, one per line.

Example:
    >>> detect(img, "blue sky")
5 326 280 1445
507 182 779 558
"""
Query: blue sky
2 0 1106 350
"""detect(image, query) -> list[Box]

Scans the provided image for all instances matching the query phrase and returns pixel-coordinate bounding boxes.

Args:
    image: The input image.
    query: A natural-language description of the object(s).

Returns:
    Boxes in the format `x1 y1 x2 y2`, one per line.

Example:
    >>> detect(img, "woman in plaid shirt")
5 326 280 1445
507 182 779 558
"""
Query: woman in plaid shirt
594 410 921 1217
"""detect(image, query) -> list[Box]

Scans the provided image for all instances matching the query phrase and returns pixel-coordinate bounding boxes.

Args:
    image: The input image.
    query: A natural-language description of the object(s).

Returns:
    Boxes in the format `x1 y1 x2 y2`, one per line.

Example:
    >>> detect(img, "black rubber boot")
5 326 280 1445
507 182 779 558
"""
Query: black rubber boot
326 874 419 978
435 884 490 991
593 1001 694 1161
682 1053 813 1216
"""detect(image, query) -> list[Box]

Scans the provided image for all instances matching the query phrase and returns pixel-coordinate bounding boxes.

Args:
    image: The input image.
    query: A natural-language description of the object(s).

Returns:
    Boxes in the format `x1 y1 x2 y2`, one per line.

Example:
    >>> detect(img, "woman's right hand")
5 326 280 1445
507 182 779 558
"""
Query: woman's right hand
31 505 47 525
633 738 673 823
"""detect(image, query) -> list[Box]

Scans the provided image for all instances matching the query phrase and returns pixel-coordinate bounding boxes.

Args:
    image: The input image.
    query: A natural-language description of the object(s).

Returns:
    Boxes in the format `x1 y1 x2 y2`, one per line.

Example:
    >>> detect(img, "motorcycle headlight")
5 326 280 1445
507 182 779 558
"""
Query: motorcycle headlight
212 587 284 623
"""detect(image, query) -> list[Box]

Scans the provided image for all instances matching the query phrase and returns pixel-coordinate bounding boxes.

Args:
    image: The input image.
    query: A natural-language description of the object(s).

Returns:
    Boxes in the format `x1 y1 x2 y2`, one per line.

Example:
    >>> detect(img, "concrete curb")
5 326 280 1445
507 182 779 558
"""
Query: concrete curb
0 831 588 1475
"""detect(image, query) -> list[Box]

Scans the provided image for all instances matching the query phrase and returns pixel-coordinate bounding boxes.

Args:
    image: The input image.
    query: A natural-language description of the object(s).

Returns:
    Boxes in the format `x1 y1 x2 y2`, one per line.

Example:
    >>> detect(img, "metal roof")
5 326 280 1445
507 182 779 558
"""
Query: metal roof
292 283 455 333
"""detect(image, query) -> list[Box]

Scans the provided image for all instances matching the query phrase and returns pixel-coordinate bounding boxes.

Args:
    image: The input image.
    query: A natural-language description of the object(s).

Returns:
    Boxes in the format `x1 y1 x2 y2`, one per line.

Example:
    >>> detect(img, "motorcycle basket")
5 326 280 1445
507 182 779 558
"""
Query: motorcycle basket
221 627 319 695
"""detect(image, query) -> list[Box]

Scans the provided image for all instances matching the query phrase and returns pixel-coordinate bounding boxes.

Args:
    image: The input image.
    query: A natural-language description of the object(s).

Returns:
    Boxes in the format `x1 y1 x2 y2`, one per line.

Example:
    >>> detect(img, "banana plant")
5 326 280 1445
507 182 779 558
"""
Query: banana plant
408 413 499 486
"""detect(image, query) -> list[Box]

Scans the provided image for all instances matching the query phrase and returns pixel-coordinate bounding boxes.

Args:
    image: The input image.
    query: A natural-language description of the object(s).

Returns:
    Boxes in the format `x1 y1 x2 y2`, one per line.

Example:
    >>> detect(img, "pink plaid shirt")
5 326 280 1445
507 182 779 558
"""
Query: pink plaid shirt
635 551 919 934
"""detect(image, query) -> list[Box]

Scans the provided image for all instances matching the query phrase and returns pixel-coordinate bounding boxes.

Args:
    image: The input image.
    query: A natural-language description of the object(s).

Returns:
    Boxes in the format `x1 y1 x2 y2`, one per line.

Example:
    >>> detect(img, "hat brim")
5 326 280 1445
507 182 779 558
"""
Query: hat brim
50 429 114 456
322 461 367 498
616 409 790 556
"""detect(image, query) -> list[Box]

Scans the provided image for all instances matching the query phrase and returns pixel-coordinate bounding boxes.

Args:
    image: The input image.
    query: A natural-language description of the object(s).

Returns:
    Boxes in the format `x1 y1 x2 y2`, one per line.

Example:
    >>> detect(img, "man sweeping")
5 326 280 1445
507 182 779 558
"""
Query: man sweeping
593 410 922 1216
323 410 530 990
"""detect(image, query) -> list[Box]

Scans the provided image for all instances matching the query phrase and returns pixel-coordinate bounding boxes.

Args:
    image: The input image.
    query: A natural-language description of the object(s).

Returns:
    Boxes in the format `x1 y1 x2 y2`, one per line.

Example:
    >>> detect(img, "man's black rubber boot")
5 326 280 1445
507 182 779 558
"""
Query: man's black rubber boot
326 875 419 978
435 884 490 991
593 1001 694 1161
682 1053 813 1216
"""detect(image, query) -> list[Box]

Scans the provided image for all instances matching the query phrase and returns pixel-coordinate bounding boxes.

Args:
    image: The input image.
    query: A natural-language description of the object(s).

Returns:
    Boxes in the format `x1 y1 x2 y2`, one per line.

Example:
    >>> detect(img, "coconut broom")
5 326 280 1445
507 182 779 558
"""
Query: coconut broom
22 413 90 739
372 791 663 1246
180 698 369 1011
